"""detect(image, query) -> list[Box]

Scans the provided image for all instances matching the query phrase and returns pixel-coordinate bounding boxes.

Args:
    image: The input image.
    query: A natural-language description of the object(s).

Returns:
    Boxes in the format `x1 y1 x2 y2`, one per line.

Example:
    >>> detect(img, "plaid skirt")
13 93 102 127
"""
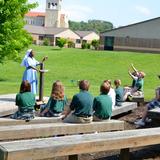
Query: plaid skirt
10 110 35 121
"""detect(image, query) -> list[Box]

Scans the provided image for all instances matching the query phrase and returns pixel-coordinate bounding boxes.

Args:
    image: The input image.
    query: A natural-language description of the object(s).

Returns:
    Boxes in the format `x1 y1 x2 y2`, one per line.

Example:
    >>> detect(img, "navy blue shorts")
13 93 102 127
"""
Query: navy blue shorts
148 99 160 110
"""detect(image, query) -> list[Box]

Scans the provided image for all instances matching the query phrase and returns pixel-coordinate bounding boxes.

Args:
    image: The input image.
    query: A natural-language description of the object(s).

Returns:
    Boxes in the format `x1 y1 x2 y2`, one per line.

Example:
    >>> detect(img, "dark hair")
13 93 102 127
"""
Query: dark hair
51 80 65 100
114 79 121 86
79 80 90 91
100 82 110 94
20 80 31 93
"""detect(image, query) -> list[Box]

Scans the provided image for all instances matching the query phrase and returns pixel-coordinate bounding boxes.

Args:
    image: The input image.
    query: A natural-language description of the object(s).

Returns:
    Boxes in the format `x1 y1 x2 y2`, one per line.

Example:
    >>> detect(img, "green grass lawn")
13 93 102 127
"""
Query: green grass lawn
0 45 160 101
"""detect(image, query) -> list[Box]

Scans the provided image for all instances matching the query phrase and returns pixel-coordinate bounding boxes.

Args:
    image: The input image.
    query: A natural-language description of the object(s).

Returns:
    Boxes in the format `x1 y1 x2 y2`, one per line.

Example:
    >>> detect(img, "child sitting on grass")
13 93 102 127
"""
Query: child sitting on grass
114 79 124 106
134 87 160 127
11 80 36 120
40 80 68 117
93 81 112 121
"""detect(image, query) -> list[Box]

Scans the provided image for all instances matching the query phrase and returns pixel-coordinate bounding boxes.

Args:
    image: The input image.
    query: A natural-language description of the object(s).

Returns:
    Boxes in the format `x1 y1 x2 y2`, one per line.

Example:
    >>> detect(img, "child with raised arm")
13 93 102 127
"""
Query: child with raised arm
124 64 145 100
93 81 112 121
62 80 93 123
40 80 68 117
114 79 124 106
11 80 36 120
135 87 160 127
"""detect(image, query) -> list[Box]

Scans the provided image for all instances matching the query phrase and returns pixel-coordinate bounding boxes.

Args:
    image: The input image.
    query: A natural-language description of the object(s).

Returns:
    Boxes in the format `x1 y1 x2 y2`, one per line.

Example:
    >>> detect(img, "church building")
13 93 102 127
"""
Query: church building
24 0 99 47
25 0 68 28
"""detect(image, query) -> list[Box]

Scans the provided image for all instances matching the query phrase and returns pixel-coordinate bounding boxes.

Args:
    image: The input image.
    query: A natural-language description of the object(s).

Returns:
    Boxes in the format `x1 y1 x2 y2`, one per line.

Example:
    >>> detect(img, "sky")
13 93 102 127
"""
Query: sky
28 0 160 27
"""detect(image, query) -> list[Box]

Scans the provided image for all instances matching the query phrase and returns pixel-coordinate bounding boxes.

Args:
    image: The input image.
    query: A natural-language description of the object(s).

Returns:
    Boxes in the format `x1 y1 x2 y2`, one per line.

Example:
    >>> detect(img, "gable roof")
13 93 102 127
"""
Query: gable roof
24 25 68 35
25 12 45 17
100 17 160 39
74 31 95 38
101 17 160 34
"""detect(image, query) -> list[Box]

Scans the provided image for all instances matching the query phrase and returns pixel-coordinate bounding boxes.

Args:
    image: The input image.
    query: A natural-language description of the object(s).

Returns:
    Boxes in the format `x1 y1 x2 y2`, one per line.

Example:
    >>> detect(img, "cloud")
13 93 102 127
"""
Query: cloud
135 5 151 16
62 4 94 21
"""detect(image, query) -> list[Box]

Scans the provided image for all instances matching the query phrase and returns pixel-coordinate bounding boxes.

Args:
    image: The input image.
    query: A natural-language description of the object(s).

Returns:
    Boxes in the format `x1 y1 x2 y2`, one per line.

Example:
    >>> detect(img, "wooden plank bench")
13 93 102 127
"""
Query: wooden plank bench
0 127 160 160
0 103 18 117
0 120 124 141
148 107 160 120
0 102 137 126
132 95 144 106
0 116 62 126
112 102 137 116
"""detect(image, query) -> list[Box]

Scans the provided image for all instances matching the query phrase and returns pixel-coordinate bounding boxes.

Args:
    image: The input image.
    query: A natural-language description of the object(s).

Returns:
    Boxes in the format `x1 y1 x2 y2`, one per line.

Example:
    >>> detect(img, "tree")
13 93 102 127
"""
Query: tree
91 39 100 50
56 38 67 48
69 20 113 33
0 0 37 63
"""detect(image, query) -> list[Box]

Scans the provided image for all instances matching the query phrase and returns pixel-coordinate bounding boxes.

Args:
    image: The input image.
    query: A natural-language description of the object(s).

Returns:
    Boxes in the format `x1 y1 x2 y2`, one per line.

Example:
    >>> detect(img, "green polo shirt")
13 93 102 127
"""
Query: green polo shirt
45 96 68 113
70 90 93 117
93 94 112 119
16 92 36 113
115 86 124 102
135 79 144 91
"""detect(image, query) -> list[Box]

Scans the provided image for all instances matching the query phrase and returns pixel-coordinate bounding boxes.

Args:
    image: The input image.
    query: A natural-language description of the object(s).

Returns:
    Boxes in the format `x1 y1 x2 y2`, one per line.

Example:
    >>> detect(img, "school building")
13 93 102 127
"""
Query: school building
24 0 99 47
24 25 81 47
100 17 160 53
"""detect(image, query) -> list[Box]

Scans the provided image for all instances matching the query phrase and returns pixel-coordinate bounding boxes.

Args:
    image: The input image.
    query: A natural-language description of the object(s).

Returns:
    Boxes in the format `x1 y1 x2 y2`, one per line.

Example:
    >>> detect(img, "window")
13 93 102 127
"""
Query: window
48 3 51 9
76 39 81 44
39 36 44 40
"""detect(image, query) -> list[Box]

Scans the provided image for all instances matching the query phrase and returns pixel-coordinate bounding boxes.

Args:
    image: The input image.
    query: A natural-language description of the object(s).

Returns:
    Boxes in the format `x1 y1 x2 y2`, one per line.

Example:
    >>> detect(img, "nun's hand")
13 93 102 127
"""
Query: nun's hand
39 69 45 73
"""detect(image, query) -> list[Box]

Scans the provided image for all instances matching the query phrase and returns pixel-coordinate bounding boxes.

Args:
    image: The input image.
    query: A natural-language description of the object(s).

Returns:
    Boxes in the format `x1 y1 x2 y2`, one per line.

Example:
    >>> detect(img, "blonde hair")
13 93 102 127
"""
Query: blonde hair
139 71 145 78
51 80 65 100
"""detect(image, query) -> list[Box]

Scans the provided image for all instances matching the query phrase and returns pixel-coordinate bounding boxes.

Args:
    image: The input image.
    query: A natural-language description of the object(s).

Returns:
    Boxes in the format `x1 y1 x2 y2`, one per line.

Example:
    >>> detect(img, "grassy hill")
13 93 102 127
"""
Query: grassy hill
0 45 160 101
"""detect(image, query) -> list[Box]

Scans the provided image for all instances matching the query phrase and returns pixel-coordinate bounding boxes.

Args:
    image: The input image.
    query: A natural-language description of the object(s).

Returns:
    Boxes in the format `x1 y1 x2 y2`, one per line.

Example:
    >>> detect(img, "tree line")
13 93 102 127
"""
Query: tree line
69 20 113 33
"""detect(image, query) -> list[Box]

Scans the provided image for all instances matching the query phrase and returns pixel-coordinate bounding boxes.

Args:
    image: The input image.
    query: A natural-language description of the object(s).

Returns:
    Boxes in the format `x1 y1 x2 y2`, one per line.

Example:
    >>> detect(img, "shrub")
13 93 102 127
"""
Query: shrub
56 38 67 48
81 41 87 49
86 43 91 49
68 40 75 48
43 38 50 46
91 39 100 50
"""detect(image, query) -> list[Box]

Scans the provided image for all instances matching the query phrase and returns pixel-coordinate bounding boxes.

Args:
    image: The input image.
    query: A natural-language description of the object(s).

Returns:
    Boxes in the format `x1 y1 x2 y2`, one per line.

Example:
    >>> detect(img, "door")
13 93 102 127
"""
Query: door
104 36 114 50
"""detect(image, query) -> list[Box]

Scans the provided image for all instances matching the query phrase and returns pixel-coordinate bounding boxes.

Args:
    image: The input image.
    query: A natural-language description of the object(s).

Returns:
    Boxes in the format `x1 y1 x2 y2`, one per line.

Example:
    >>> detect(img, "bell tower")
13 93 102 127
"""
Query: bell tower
45 0 62 27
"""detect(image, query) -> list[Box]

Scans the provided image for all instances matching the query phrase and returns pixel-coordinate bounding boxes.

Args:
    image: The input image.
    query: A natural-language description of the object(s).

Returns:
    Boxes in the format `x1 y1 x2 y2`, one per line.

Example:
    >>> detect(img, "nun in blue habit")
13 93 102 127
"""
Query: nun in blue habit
21 49 47 94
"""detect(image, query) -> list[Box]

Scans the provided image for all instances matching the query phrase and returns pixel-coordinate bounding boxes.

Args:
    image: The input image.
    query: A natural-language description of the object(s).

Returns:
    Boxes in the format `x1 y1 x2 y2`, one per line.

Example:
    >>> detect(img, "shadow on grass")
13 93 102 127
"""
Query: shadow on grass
0 78 8 82
51 48 61 51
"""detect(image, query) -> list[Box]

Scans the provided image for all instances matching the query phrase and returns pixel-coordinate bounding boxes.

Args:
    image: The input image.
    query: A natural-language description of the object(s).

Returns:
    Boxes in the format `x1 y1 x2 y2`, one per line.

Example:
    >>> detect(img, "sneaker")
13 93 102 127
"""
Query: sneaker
145 117 152 123
134 119 145 127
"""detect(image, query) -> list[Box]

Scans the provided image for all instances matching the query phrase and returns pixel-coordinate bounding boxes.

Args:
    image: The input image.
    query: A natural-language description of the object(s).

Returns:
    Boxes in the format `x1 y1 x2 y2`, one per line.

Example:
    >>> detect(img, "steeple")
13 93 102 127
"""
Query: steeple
45 0 62 27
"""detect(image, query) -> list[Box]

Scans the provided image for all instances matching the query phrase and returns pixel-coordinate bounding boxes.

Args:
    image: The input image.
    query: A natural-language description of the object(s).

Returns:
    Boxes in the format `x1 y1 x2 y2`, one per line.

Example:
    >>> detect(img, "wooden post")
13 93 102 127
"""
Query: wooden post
120 148 130 160
69 155 78 160
39 62 44 101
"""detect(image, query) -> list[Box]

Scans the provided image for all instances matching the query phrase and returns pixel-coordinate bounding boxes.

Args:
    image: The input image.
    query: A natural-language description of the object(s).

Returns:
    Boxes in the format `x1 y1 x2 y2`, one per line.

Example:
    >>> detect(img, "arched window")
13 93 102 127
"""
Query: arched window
48 3 51 9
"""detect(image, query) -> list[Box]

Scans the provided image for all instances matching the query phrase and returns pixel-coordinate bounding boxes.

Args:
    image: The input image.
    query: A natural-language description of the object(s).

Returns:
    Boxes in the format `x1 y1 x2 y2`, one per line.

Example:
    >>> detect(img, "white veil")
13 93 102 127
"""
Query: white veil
21 49 32 67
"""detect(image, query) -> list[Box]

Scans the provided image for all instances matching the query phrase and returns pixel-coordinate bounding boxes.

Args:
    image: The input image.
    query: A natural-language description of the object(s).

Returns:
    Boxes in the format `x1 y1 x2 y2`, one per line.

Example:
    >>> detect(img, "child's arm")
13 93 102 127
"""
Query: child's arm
39 108 49 116
61 107 72 120
128 70 138 80
131 64 138 72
